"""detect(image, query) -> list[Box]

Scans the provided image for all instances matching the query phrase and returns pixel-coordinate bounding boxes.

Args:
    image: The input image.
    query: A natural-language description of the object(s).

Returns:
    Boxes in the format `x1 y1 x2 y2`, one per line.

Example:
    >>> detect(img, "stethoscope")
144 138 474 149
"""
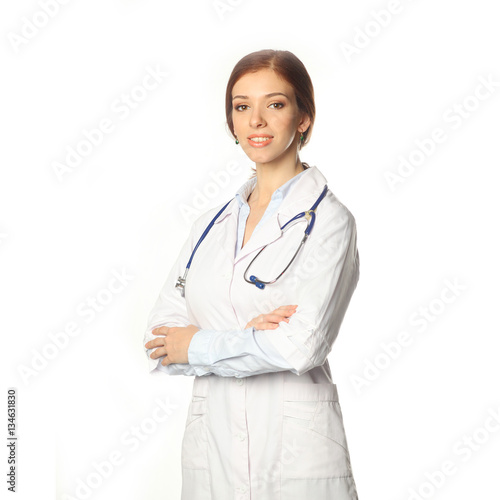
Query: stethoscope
175 184 328 295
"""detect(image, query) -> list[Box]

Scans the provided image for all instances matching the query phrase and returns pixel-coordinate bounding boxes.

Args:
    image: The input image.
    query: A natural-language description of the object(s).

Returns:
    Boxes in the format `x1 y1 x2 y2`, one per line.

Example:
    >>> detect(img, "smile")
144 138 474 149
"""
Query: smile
248 136 273 147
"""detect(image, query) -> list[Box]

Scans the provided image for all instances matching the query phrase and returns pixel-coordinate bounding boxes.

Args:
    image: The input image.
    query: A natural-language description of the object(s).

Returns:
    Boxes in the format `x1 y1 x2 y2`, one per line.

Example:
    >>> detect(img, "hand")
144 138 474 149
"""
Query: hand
245 305 298 330
144 324 200 366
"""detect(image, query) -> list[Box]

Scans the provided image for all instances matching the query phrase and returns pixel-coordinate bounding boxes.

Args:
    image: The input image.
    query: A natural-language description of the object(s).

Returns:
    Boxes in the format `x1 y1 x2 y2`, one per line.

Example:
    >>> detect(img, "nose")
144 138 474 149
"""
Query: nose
249 105 266 128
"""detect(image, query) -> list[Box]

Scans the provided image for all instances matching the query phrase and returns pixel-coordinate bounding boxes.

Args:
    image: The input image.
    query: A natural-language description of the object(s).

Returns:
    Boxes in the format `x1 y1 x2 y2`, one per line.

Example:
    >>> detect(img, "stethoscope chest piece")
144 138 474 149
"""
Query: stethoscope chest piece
175 274 187 297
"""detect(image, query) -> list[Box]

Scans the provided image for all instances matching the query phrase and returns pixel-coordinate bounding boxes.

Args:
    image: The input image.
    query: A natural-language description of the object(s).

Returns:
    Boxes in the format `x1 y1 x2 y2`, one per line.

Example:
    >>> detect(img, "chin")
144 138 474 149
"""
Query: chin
243 148 282 164
246 154 278 165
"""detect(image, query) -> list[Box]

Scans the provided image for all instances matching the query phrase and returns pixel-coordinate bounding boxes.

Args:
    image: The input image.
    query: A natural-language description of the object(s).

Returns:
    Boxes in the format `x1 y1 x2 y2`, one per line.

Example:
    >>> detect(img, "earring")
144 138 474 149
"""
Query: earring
235 138 239 144
300 132 304 142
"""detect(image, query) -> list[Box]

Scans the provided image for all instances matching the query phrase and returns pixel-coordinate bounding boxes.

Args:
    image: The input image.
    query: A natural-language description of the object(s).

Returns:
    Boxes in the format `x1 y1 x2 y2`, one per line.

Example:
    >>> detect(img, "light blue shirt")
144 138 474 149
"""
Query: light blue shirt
234 167 309 257
186 168 310 377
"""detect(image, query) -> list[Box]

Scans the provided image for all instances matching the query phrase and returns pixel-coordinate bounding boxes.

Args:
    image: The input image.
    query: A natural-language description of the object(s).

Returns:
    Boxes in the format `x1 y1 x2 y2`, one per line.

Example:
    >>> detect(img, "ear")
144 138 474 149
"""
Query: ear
298 112 311 134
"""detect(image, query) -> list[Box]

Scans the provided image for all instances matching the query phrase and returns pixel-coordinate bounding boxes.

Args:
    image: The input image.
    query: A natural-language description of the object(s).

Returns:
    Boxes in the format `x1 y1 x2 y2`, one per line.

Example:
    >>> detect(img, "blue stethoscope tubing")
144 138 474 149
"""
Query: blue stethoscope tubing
175 184 328 294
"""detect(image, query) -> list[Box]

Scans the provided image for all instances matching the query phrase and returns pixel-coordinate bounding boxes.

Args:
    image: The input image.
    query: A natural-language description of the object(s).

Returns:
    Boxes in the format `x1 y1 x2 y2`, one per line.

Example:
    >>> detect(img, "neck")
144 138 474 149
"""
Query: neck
249 153 305 208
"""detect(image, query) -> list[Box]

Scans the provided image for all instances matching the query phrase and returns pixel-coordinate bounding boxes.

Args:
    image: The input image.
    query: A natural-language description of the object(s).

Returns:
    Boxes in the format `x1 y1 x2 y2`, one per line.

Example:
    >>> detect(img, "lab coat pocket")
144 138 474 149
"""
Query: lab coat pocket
281 382 352 479
313 400 349 454
181 378 210 470
283 400 318 428
185 397 207 429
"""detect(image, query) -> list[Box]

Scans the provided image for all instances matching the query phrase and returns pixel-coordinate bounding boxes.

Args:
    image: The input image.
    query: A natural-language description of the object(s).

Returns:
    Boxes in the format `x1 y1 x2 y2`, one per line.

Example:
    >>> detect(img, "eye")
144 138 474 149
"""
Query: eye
269 102 284 109
234 104 248 111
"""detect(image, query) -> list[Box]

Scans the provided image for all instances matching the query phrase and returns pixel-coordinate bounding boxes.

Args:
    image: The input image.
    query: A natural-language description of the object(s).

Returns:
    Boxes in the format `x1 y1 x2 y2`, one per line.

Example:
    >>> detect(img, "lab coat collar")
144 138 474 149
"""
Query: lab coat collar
234 165 309 210
212 166 329 265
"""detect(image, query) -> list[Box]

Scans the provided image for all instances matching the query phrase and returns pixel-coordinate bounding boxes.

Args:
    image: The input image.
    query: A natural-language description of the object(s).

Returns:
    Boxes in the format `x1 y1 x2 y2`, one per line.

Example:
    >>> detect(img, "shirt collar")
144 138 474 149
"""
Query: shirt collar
235 167 310 208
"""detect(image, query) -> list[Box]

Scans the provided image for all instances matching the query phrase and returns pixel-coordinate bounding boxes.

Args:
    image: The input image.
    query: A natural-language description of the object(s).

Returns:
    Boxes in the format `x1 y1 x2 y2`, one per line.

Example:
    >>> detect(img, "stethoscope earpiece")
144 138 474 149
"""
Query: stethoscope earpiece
250 275 265 289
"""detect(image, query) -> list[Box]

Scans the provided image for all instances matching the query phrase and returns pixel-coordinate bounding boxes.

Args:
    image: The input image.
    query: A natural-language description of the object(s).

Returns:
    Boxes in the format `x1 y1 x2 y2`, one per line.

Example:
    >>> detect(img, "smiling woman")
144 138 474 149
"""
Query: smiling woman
232 71 305 163
226 49 315 152
143 49 360 500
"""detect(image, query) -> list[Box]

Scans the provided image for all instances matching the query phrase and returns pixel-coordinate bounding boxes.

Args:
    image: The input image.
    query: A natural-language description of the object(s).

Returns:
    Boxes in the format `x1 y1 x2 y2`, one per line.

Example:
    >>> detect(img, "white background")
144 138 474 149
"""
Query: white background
1 0 500 499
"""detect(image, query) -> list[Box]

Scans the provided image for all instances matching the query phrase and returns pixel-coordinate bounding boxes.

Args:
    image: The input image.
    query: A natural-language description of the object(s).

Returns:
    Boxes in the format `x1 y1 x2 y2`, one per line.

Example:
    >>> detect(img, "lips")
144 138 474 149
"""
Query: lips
248 134 274 147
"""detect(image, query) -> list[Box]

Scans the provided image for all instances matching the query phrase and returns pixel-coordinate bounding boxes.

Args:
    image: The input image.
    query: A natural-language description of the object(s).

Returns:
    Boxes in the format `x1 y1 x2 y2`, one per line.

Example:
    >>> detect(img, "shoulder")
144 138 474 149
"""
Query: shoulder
291 165 357 229
190 197 236 232
311 186 357 233
306 189 358 254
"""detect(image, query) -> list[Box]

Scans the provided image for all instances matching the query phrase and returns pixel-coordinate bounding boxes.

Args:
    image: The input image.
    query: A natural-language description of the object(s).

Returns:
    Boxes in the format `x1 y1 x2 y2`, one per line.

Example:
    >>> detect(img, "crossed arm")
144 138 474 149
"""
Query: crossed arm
143 202 359 378
144 305 298 365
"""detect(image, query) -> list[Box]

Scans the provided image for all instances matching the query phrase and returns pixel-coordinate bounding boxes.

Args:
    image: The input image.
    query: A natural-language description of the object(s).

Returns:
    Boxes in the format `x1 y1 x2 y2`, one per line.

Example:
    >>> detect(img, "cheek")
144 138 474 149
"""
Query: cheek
272 112 298 133
231 111 241 131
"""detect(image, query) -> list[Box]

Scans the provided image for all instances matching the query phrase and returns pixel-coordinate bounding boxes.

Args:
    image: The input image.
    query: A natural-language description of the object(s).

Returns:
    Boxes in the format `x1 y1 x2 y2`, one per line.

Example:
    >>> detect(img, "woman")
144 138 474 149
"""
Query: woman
144 49 360 499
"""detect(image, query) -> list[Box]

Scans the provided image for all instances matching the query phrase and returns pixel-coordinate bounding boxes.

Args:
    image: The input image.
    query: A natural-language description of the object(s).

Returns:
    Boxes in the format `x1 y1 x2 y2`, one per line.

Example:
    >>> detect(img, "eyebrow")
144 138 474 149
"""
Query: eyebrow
232 92 290 101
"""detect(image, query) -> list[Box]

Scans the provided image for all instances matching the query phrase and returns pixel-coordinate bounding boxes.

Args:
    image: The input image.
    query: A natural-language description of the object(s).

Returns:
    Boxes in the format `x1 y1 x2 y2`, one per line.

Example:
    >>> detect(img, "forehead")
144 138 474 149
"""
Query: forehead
232 69 294 97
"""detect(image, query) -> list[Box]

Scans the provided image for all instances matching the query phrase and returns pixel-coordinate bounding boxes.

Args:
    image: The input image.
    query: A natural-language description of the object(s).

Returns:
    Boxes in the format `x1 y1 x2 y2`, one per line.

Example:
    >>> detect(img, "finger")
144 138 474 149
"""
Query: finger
152 328 168 336
150 346 167 359
263 313 290 323
154 326 170 334
273 305 298 315
254 322 280 330
269 309 289 317
268 309 296 320
145 339 163 349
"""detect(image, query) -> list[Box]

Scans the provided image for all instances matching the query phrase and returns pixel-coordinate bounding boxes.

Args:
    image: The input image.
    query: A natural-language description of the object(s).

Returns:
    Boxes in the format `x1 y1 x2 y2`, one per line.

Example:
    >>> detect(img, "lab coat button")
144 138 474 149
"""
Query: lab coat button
238 432 246 441
236 379 244 385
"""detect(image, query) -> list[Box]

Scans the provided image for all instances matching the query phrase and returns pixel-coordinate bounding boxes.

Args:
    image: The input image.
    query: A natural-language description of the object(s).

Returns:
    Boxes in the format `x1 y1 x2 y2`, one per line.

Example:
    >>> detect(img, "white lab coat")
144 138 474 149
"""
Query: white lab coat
143 166 360 499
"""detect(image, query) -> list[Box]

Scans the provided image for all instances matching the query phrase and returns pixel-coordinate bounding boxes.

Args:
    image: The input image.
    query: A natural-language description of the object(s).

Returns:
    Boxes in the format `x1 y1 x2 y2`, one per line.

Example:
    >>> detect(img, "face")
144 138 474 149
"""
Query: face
231 68 310 165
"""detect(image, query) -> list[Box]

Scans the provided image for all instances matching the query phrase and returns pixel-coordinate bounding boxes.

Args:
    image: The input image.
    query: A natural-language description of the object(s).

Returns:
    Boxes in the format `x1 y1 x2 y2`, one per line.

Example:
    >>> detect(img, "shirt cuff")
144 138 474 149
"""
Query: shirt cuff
188 329 215 366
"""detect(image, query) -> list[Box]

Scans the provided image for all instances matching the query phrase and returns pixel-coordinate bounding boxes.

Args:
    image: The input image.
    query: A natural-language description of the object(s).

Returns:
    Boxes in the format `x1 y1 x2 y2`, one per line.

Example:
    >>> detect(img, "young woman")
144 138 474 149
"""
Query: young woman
144 49 360 500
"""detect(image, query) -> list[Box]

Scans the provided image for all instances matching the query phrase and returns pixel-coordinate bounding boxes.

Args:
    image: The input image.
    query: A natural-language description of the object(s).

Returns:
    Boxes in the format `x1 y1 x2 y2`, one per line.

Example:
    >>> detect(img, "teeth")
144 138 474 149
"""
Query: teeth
250 137 272 143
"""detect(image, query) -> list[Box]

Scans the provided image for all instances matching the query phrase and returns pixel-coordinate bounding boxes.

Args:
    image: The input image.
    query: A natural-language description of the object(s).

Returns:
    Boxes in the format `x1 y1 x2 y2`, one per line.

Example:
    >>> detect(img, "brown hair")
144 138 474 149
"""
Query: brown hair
225 49 315 151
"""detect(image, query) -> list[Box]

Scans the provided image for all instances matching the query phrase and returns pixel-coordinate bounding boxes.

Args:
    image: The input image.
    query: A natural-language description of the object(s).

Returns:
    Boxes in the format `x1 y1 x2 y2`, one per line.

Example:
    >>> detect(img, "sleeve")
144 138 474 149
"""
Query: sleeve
187 326 298 377
143 206 297 377
143 215 203 376
186 204 360 378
